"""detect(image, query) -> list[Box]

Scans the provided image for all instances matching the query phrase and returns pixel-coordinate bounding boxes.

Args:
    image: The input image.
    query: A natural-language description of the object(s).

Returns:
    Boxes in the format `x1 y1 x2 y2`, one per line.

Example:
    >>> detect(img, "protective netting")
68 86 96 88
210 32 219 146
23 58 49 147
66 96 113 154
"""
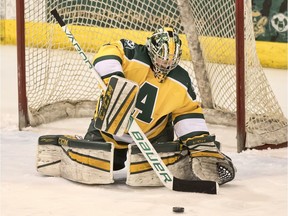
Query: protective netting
23 0 287 147
178 0 287 147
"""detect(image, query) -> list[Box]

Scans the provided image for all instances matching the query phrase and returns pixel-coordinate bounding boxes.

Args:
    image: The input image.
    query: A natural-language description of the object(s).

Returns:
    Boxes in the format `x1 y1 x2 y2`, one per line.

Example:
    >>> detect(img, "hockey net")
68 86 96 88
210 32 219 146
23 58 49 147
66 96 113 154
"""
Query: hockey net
20 0 287 149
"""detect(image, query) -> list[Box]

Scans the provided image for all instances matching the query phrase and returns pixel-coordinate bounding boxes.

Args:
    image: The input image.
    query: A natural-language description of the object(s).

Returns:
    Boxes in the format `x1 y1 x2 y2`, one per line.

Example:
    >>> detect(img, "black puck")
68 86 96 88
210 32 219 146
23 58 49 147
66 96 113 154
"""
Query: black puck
173 207 184 213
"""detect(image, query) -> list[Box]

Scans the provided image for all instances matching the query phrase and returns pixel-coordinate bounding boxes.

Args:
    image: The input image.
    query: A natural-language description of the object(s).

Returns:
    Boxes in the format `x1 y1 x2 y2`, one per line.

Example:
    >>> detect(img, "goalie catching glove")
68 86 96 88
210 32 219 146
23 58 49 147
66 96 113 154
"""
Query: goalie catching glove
186 135 236 185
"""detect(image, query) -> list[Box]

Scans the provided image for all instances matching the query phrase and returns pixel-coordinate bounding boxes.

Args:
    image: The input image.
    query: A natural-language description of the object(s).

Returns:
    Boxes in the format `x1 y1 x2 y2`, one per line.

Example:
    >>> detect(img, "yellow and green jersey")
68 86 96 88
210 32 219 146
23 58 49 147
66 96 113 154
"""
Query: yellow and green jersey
92 39 209 149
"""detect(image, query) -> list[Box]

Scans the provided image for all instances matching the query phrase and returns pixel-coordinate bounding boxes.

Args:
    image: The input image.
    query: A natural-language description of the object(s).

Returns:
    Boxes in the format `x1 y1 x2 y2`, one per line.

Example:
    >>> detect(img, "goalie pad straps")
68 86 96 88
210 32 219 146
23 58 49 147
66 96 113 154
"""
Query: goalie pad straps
186 135 236 185
95 75 139 136
37 135 114 184
126 141 192 187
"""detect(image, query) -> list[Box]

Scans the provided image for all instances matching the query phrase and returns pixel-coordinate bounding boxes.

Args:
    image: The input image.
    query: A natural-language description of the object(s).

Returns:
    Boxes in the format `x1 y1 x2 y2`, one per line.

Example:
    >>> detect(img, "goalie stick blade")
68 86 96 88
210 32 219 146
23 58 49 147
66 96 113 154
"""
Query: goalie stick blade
173 177 218 194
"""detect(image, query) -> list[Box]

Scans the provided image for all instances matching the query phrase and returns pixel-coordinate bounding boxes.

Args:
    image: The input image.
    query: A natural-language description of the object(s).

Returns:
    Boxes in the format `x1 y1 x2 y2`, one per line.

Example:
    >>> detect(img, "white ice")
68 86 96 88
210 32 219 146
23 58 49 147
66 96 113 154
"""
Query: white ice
0 45 287 216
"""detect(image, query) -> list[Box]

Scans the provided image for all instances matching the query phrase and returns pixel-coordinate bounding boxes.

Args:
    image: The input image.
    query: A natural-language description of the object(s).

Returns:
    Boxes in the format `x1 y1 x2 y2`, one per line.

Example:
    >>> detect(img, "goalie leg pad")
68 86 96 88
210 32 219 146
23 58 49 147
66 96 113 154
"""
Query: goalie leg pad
94 75 139 136
126 141 191 187
37 135 114 184
37 135 62 177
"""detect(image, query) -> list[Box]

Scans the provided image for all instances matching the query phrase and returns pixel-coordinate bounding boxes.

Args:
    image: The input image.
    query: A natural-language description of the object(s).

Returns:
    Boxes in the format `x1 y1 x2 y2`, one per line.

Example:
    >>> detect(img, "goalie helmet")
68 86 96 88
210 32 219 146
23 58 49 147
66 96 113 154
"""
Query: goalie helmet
146 27 182 83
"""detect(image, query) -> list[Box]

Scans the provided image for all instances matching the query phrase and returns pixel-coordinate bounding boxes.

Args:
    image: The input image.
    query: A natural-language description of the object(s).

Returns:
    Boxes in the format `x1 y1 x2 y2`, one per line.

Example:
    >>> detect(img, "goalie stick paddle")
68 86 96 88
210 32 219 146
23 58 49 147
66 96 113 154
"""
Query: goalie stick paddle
50 8 218 194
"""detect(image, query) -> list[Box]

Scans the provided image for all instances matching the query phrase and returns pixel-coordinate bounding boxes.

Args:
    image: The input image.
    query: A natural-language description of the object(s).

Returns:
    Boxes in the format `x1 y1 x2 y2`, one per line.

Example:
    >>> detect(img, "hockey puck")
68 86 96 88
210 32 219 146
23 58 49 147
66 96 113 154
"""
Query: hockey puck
173 207 184 213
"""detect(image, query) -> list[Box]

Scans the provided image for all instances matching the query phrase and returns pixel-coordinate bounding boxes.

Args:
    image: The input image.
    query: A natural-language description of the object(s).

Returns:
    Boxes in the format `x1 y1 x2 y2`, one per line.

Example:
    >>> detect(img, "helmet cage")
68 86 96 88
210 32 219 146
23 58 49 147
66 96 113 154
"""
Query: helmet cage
147 28 182 82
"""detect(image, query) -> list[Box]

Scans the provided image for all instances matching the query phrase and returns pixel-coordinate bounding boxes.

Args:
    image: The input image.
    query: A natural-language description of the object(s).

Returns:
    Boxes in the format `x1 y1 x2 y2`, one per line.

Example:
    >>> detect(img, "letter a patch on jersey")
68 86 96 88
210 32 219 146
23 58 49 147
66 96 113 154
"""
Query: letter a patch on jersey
95 75 139 136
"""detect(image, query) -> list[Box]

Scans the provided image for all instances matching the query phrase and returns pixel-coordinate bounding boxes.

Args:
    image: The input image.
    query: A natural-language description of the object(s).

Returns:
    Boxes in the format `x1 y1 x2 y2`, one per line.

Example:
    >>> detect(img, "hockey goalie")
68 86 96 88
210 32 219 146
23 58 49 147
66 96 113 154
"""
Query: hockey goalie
37 27 236 188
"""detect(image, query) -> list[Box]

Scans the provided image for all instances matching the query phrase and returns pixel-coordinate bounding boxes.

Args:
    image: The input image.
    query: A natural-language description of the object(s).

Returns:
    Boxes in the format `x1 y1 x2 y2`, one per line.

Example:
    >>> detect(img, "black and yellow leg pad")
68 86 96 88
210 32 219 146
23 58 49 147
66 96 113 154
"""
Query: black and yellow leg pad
37 135 114 184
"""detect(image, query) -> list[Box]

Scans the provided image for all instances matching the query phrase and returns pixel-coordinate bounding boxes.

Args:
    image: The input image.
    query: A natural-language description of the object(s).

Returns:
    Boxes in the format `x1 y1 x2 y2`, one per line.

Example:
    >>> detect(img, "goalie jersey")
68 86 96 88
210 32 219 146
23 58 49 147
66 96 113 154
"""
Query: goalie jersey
92 39 209 149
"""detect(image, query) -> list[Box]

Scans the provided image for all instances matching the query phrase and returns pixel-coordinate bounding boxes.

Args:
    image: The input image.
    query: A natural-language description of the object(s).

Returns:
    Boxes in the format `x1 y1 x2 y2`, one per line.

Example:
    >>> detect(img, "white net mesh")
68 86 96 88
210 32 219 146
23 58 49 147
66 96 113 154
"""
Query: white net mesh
23 0 287 148
178 0 287 147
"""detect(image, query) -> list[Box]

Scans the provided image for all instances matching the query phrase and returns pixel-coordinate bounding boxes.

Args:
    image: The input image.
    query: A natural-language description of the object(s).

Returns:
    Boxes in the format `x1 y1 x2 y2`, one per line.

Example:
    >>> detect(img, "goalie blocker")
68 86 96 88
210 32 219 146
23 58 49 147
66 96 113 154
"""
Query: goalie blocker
94 75 139 136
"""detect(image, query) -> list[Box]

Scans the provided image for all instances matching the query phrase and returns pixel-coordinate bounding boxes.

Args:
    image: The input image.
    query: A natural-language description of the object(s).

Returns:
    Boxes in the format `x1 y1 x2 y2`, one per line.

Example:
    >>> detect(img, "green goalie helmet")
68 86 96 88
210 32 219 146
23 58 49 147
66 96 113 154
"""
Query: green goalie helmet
146 27 182 83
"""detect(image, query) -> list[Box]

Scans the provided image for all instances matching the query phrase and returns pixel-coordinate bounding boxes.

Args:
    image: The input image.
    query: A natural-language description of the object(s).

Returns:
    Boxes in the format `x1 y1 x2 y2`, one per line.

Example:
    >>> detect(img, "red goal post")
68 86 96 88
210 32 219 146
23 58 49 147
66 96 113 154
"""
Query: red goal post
17 0 287 152
235 0 246 153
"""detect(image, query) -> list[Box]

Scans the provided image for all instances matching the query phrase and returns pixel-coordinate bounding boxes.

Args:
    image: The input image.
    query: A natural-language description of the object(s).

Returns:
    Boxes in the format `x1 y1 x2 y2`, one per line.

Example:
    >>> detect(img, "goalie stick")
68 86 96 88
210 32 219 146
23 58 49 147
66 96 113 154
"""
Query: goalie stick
50 8 218 194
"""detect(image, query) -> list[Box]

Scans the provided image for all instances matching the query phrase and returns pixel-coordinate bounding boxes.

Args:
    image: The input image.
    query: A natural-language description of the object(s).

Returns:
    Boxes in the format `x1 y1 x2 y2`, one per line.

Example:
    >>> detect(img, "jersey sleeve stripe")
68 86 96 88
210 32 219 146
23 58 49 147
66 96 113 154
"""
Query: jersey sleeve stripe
101 72 125 80
174 113 205 124
93 55 123 66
